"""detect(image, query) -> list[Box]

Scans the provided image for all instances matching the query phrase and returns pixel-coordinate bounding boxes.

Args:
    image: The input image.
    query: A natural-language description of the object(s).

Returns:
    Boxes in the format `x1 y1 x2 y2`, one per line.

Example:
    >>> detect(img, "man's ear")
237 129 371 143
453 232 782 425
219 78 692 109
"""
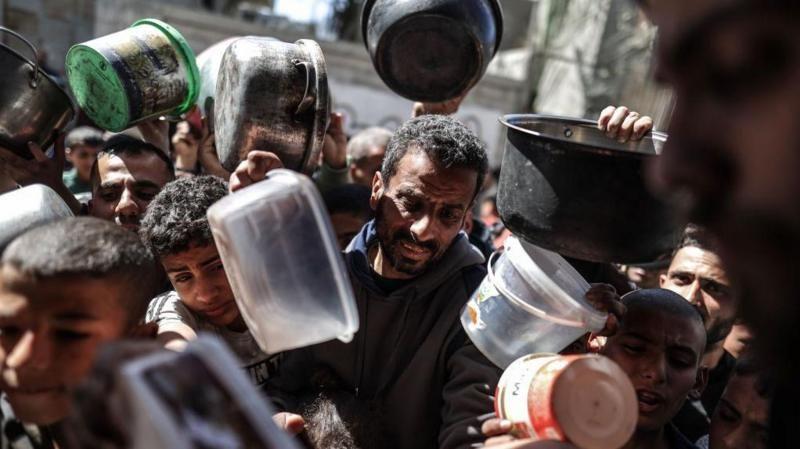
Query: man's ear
370 171 384 210
691 366 710 398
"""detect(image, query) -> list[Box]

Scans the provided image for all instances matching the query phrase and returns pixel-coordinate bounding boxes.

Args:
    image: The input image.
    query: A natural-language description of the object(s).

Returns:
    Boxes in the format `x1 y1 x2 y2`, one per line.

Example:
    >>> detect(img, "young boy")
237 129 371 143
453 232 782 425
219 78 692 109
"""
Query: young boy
602 289 709 449
62 127 104 196
0 217 162 447
139 175 279 387
483 288 708 449
697 355 771 449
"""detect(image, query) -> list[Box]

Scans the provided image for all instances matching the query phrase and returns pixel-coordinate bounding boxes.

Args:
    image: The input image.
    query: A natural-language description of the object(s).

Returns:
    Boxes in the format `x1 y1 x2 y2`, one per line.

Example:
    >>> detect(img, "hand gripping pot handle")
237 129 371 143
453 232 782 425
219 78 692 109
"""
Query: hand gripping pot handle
486 251 592 328
0 27 41 88
293 59 316 117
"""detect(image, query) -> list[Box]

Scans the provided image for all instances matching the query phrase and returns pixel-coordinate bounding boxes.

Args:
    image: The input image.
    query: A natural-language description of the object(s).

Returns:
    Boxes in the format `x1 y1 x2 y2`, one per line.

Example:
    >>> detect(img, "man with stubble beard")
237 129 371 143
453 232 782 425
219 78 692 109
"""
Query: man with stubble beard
260 114 500 449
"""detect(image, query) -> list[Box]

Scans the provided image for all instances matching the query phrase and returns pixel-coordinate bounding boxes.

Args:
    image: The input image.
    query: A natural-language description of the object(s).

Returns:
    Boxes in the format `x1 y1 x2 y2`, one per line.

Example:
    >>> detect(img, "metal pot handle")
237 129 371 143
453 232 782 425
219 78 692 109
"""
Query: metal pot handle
0 26 41 88
293 59 316 116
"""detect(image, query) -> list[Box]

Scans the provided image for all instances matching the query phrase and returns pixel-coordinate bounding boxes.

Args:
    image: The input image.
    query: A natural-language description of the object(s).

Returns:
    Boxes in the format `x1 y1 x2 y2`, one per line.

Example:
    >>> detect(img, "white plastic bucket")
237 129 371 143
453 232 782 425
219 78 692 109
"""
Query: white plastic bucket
461 236 607 369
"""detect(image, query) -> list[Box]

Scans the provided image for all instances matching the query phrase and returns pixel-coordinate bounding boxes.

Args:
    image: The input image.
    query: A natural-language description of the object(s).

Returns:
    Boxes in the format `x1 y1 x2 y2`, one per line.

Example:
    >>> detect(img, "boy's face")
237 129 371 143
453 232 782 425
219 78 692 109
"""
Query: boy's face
0 265 129 425
709 373 770 449
161 244 241 329
602 307 707 432
66 144 100 182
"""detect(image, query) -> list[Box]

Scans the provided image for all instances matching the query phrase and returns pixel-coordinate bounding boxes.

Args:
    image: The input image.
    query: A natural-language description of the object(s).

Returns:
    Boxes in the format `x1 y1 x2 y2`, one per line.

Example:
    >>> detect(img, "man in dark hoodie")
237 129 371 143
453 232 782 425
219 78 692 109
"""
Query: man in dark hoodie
250 114 499 449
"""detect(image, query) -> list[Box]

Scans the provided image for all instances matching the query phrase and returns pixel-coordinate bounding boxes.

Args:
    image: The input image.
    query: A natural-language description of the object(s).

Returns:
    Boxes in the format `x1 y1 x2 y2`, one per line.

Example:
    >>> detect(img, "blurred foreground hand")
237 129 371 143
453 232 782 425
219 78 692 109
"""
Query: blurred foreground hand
597 106 654 142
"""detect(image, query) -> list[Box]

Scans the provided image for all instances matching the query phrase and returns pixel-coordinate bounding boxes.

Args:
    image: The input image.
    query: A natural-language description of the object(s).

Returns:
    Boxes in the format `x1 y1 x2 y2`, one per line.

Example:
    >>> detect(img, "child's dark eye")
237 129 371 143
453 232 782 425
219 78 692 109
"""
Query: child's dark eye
622 344 644 354
717 403 740 423
55 330 91 342
174 274 192 283
0 326 22 338
670 357 694 369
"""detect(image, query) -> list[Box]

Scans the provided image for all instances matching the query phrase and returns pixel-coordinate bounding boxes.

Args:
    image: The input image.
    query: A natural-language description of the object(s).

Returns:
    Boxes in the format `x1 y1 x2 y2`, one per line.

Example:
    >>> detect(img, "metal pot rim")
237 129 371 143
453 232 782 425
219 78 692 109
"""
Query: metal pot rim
499 114 667 157
294 38 329 174
361 0 504 55
0 42 75 114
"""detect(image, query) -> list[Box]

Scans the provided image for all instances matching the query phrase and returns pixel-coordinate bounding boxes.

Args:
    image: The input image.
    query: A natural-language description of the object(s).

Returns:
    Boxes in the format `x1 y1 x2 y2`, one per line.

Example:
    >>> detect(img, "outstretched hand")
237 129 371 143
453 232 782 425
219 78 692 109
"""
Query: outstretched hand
0 135 81 214
412 93 467 117
228 151 284 193
196 117 231 179
597 106 653 143
584 283 626 339
322 112 348 170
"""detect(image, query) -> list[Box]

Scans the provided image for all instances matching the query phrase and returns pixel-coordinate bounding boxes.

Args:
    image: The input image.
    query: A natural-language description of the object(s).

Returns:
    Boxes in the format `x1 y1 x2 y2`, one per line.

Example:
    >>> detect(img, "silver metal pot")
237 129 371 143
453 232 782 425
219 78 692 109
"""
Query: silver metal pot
0 27 74 159
214 37 330 174
196 37 240 132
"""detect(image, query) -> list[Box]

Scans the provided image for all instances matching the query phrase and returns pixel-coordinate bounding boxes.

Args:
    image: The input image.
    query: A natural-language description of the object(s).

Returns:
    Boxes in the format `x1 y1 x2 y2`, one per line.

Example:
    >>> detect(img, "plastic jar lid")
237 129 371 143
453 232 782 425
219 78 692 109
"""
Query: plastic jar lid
551 356 638 449
66 44 132 131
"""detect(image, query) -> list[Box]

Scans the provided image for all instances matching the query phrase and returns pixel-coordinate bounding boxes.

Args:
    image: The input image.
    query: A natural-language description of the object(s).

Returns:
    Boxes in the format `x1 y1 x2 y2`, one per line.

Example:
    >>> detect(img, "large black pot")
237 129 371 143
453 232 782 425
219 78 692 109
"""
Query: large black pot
362 0 503 102
497 114 684 264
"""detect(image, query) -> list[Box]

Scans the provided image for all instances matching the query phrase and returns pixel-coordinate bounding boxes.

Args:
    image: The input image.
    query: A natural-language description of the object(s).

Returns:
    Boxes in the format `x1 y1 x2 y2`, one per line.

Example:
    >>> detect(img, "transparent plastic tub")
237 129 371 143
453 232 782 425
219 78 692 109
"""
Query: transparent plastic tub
0 184 74 250
207 170 358 354
462 236 607 369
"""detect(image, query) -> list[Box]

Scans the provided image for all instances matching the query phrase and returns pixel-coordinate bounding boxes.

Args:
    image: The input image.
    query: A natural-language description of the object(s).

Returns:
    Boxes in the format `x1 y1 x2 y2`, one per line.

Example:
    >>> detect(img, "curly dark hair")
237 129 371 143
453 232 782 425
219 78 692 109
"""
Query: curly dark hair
381 115 488 198
139 175 228 257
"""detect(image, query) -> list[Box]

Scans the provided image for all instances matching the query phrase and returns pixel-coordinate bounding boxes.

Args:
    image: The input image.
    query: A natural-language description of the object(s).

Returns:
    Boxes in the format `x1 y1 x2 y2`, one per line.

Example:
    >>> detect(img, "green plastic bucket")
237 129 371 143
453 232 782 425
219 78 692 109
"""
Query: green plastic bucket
65 19 200 132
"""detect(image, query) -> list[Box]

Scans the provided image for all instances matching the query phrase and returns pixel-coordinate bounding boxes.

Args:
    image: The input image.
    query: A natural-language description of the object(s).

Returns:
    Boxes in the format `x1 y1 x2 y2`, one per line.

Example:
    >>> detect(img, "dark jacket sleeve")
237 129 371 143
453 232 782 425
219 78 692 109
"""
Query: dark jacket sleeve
438 332 501 449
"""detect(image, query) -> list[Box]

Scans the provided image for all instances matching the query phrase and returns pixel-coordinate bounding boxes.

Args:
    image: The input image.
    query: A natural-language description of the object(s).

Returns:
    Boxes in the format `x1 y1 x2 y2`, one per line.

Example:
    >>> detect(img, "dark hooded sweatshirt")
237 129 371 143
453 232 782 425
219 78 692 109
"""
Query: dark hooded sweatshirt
264 220 501 449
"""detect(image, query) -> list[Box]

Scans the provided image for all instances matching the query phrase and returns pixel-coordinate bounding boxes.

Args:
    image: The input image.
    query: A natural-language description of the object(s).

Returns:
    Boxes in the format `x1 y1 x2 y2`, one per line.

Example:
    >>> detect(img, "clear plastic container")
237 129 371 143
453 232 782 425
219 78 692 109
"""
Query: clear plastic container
0 184 74 250
461 236 607 369
207 170 358 354
122 335 301 449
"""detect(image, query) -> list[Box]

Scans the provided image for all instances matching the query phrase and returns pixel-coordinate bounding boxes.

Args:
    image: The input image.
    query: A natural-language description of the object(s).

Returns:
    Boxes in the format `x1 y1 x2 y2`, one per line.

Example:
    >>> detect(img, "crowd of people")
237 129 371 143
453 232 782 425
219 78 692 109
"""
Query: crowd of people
0 0 798 448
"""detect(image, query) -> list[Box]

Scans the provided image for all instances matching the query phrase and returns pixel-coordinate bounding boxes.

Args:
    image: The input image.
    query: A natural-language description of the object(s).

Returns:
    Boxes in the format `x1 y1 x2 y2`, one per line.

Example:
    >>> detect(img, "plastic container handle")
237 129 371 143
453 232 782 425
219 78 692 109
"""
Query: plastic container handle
486 251 593 329
0 26 41 88
293 59 316 116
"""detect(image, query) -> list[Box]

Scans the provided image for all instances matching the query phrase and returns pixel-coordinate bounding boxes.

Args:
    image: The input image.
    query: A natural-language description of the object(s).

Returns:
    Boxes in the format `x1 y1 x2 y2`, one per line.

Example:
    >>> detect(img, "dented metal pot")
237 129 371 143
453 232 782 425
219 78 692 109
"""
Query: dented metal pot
214 37 330 174
0 27 74 159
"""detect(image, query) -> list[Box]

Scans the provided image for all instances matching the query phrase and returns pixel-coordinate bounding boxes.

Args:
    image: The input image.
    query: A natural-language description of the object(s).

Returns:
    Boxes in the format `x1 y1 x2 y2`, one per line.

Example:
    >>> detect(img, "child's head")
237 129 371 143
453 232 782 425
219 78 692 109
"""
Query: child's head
65 127 104 181
709 355 772 449
601 288 708 433
138 176 238 328
0 217 161 425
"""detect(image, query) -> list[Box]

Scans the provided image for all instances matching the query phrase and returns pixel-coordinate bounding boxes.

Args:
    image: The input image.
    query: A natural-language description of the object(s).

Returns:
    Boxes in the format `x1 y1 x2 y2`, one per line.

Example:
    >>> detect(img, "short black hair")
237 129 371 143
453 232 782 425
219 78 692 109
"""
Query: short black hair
621 289 706 347
138 175 228 258
1 217 162 324
347 127 393 162
677 224 719 254
323 184 374 221
90 134 175 188
65 126 105 149
732 354 773 399
622 288 705 321
381 115 488 198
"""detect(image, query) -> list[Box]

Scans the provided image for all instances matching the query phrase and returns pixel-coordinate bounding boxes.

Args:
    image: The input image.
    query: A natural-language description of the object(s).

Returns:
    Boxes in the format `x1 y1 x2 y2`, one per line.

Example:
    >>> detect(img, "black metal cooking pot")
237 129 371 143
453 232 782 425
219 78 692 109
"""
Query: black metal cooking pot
362 0 503 102
497 114 684 264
